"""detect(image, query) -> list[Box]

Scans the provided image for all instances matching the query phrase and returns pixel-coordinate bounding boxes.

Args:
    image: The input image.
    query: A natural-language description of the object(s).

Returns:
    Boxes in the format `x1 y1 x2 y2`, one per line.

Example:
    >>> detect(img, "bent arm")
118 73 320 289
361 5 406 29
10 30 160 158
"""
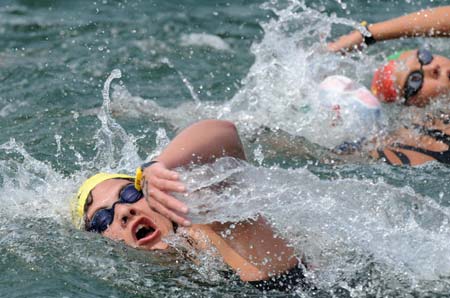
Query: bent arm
155 119 246 168
189 217 299 283
328 6 450 52
141 120 246 226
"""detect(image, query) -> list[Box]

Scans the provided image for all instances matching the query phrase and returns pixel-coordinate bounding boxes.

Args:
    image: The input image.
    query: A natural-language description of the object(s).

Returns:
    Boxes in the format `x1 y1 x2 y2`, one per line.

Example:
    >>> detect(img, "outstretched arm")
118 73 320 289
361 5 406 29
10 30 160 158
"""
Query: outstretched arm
328 6 450 52
140 119 246 227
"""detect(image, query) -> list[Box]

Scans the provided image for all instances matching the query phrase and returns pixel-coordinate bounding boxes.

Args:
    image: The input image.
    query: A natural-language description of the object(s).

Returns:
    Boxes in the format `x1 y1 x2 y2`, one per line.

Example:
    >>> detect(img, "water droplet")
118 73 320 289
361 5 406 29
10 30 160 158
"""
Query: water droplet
253 145 264 165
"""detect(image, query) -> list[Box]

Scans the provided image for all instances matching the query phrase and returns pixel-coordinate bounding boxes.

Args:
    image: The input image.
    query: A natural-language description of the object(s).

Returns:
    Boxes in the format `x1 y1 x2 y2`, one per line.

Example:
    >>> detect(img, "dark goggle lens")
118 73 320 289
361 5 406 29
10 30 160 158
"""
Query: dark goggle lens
403 49 433 104
417 48 433 65
87 184 143 233
88 208 114 233
404 70 424 100
120 184 143 203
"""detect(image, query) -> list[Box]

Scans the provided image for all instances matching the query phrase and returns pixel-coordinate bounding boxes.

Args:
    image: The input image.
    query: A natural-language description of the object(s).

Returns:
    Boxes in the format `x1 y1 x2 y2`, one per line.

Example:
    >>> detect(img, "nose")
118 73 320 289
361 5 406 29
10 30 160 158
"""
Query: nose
423 64 441 80
114 203 137 227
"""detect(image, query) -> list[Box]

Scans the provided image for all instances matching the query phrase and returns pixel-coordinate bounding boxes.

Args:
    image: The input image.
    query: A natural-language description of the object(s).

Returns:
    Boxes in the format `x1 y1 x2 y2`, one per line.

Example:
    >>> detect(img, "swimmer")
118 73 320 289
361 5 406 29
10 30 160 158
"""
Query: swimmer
326 7 450 165
328 6 450 107
71 120 308 292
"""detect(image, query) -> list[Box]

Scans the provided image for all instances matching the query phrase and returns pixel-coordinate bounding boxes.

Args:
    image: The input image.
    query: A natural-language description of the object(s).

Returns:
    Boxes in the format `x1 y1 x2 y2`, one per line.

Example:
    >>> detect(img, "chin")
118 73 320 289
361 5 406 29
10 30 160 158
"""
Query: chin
139 241 170 251
151 242 170 250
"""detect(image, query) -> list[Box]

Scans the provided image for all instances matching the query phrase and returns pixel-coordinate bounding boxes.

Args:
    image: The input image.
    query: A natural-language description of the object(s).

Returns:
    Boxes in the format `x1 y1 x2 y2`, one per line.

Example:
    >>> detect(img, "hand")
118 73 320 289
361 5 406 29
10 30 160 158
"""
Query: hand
327 30 363 53
140 161 191 227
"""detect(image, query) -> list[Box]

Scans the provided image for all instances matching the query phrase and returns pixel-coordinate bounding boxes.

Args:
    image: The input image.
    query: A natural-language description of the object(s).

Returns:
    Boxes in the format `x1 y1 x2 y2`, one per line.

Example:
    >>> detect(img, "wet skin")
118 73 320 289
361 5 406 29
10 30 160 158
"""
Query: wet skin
86 179 174 250
394 50 450 107
85 179 299 281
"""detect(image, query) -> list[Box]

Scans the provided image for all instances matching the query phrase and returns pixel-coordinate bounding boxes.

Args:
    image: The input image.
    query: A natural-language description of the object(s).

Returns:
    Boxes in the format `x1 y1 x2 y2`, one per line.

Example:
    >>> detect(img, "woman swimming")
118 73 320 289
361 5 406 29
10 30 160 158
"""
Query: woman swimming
326 6 450 165
71 120 308 292
328 6 450 106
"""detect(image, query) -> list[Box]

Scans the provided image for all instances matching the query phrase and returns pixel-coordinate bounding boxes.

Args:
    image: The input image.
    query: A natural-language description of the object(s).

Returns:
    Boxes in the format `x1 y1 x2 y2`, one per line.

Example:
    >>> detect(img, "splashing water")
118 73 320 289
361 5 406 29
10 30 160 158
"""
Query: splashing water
2 0 450 297
253 144 265 165
109 1 449 150
2 68 450 296
91 70 142 172
161 58 202 106
175 157 450 292
108 1 391 149
101 2 450 294
0 69 170 297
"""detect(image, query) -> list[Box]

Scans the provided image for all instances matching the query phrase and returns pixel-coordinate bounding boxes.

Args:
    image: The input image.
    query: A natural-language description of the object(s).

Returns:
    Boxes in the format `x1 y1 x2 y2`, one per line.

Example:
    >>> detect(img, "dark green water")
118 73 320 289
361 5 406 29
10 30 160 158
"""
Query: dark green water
2 0 450 297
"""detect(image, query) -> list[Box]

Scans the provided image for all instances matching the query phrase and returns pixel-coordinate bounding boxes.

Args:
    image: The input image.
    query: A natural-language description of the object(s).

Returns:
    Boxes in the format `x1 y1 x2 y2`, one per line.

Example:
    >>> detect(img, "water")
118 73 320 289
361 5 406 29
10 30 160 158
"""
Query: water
1 0 450 297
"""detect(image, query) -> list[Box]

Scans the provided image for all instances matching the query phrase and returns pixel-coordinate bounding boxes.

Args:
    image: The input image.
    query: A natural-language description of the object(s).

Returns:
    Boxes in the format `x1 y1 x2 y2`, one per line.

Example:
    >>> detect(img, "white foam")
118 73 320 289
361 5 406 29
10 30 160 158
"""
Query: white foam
2 68 450 292
180 33 231 51
176 157 450 282
109 2 391 149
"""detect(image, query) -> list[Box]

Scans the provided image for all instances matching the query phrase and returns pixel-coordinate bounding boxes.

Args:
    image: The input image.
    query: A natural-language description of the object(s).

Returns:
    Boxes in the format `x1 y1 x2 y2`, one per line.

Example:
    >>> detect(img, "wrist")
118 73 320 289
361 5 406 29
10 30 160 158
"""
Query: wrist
359 21 376 46
134 160 159 191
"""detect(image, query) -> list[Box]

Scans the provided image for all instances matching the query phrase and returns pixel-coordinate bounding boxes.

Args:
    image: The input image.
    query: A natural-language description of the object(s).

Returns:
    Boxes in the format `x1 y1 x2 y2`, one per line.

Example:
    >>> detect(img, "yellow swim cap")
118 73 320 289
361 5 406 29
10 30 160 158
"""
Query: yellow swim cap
70 172 134 229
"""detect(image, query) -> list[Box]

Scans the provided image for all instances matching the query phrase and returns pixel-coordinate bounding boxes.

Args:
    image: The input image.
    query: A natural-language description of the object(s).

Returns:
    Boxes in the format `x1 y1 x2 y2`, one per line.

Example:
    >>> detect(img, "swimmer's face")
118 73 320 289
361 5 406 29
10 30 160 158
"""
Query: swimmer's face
85 178 173 250
394 50 450 107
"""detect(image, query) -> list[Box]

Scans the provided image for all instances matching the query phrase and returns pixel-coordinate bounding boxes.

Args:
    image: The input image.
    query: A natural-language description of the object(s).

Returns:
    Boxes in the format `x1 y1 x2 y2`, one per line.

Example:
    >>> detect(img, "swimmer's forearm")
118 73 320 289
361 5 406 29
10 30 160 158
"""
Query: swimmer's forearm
139 120 245 227
155 119 246 169
188 224 266 282
368 6 450 41
328 6 450 52
194 217 299 282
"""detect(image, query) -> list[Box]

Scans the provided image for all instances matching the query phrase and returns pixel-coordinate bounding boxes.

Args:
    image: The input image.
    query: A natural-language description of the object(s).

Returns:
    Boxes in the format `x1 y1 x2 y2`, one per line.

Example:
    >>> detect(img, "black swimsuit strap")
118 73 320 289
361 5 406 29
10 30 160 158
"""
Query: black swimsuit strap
377 149 411 166
378 125 450 165
377 149 391 165
422 128 450 146
393 143 450 164
248 265 311 292
412 123 450 144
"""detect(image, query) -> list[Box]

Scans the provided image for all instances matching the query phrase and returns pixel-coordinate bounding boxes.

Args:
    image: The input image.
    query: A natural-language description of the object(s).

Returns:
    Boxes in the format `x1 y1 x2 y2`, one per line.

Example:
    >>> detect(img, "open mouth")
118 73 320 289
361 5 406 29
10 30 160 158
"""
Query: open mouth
136 224 155 240
133 218 160 246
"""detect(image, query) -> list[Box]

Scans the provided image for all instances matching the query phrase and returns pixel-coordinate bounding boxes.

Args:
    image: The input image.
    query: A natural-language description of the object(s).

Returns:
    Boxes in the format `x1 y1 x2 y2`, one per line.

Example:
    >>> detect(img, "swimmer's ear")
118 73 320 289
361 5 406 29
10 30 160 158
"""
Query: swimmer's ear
84 194 93 211
82 194 94 230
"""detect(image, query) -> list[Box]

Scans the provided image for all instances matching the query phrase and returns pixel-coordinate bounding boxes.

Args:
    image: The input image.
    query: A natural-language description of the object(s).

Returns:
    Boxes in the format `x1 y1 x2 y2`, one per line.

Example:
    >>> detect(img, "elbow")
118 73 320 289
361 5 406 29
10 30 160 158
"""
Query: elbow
213 120 245 160
195 119 240 139
197 119 237 131
219 120 240 138
192 119 245 160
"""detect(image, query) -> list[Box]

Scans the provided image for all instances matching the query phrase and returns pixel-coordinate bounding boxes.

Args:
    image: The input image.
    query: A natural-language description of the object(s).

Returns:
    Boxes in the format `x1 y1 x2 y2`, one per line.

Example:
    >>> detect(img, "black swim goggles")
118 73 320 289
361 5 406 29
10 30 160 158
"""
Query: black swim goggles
403 48 434 105
87 184 143 233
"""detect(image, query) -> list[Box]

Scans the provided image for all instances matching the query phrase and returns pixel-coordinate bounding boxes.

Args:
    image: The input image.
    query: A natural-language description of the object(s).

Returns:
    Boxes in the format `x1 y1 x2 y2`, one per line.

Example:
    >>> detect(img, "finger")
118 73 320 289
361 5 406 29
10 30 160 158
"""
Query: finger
149 197 191 227
150 187 189 214
155 167 180 180
151 177 186 193
327 42 338 52
150 165 180 180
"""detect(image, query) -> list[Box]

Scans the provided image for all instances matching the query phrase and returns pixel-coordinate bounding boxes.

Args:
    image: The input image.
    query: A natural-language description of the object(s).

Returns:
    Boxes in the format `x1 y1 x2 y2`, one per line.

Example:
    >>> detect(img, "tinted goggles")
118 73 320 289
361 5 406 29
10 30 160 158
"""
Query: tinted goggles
403 48 434 104
87 184 143 233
